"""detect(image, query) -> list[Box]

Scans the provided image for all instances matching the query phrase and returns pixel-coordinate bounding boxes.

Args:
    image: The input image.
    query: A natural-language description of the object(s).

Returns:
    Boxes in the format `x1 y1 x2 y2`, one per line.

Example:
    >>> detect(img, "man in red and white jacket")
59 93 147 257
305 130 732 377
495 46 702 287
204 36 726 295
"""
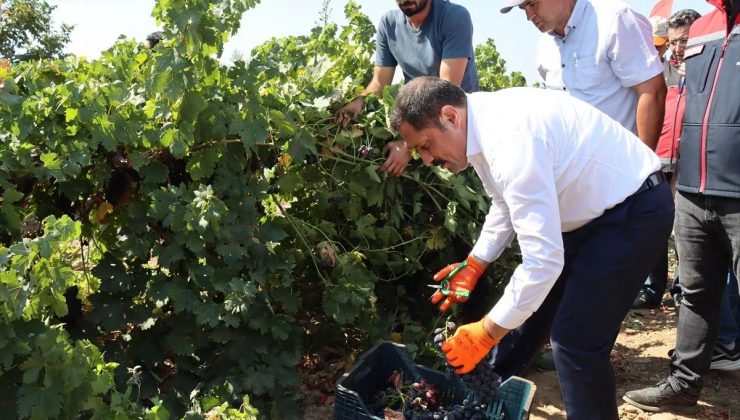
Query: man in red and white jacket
654 9 701 175
624 0 740 412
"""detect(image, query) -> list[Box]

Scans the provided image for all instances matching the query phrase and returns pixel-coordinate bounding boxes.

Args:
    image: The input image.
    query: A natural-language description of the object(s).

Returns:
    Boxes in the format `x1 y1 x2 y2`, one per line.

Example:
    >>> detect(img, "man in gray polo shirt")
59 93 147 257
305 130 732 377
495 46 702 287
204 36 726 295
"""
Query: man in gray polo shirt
335 0 479 176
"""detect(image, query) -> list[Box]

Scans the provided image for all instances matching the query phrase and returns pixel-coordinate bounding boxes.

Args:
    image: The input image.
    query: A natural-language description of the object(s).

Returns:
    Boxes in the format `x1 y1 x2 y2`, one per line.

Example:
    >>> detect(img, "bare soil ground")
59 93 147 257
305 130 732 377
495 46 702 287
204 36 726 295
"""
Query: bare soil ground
527 303 740 420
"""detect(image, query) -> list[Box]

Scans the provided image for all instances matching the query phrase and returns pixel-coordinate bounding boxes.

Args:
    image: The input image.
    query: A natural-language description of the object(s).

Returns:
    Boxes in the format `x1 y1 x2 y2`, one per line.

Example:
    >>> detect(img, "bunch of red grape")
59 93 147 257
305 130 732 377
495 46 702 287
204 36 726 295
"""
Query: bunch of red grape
367 377 490 420
434 322 502 405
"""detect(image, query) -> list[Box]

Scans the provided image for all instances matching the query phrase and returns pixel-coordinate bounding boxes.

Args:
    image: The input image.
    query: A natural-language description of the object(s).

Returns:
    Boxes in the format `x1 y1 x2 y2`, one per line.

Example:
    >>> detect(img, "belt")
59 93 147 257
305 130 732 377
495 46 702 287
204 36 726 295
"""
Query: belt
633 171 665 196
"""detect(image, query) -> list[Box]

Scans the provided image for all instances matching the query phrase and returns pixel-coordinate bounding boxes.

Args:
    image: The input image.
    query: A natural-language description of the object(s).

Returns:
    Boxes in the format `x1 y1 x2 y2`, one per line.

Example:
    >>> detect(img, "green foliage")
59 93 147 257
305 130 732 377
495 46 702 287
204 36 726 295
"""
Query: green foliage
0 216 141 419
475 39 527 90
187 395 259 419
0 0 524 417
0 0 73 62
0 216 84 321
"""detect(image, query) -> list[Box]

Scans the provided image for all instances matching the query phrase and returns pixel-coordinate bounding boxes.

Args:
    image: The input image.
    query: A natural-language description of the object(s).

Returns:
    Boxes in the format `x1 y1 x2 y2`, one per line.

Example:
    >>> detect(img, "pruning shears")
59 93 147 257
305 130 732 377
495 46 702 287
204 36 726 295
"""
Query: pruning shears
427 260 471 298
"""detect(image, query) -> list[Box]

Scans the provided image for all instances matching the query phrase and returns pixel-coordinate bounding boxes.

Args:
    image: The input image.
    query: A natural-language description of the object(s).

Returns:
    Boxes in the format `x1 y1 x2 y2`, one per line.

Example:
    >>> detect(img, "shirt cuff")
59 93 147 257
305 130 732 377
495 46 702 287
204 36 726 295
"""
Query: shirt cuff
470 237 504 263
487 301 532 330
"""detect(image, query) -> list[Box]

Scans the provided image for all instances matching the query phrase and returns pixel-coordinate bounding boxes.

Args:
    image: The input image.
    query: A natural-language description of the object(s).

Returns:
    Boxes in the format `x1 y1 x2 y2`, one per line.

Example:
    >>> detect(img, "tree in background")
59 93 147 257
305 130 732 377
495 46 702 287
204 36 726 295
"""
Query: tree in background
0 0 72 62
475 39 527 90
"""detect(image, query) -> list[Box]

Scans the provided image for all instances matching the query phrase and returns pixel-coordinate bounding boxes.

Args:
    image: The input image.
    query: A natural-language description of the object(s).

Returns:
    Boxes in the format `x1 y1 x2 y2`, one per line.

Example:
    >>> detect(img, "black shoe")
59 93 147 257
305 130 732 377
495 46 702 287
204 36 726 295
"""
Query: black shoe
534 348 556 371
632 290 660 309
710 341 740 371
622 379 698 412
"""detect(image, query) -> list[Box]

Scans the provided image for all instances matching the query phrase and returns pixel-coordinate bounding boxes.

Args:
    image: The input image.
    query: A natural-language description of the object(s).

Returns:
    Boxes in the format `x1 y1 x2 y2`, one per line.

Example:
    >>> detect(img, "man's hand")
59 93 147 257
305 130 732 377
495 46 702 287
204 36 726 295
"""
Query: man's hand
333 96 365 126
380 141 412 176
431 255 486 312
441 319 500 374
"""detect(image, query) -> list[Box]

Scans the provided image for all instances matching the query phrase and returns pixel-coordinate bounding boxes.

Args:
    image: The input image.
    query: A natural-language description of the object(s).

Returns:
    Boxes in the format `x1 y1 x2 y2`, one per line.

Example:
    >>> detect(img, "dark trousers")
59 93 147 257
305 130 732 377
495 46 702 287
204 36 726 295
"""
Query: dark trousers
489 182 674 419
668 192 740 395
643 242 670 304
718 270 740 344
642 171 675 304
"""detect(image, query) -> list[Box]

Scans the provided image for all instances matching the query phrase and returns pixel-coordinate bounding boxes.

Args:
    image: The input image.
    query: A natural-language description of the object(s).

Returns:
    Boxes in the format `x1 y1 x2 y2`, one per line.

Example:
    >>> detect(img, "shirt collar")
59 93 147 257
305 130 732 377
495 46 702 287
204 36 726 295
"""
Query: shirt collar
465 94 482 158
549 0 585 40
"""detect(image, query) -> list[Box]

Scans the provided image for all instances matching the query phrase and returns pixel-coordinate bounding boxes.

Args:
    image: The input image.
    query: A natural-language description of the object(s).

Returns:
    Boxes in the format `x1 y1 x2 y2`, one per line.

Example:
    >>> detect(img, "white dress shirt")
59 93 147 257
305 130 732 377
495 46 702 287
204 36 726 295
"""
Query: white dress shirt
465 88 660 330
536 0 663 133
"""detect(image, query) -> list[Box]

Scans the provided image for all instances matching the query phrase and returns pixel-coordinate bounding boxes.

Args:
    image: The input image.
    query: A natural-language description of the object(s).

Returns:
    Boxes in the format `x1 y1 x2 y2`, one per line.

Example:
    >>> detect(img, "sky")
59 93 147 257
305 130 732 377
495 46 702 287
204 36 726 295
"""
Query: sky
48 0 715 84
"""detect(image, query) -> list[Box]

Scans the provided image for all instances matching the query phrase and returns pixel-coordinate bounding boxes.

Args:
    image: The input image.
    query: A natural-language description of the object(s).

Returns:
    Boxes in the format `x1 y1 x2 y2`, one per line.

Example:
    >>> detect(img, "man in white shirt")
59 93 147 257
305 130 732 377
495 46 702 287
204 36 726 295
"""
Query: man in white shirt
391 77 674 418
500 0 666 150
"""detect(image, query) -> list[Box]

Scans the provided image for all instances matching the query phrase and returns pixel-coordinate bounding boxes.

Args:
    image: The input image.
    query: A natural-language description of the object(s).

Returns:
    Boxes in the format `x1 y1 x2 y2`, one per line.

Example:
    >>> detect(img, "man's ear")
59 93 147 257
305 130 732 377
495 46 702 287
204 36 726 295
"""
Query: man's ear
440 105 460 127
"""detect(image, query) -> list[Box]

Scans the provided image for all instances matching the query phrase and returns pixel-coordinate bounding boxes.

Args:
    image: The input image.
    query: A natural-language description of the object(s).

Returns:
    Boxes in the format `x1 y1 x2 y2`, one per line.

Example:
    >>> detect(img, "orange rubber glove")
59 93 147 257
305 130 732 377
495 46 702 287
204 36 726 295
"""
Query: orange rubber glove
430 255 486 312
441 319 500 374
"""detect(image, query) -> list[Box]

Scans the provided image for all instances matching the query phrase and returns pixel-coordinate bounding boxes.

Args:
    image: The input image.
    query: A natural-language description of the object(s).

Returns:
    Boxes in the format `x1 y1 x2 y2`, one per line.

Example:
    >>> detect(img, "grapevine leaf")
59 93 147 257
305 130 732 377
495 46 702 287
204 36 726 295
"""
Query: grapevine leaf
2 187 23 204
256 223 287 243
145 404 172 420
194 302 221 328
236 119 269 149
186 148 220 181
275 173 301 194
268 110 296 136
426 228 446 250
287 131 317 162
166 331 196 356
17 383 63 419
140 162 169 185
355 214 376 240
180 91 207 122
40 153 62 178
364 164 381 183
444 201 458 233
65 108 78 123
160 128 176 148
1 204 22 233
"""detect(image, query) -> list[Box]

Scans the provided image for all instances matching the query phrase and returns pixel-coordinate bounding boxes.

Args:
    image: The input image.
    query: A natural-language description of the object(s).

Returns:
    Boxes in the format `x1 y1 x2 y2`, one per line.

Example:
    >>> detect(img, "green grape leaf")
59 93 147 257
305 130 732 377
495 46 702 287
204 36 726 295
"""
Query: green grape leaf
287 131 317 162
140 162 169 185
236 119 269 149
444 201 458 233
186 148 220 181
355 214 377 240
65 108 78 123
17 383 63 419
364 164 381 183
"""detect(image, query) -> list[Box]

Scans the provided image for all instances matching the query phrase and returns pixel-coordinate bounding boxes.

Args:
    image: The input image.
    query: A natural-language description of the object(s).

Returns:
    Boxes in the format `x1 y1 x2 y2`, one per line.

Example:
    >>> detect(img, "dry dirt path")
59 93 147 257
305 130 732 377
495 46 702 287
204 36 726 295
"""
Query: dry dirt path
527 304 740 420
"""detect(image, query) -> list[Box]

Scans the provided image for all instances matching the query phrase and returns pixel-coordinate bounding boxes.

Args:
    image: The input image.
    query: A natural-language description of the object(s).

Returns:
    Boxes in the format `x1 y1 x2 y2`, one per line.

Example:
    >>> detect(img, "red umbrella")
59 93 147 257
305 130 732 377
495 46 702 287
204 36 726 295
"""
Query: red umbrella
649 0 674 18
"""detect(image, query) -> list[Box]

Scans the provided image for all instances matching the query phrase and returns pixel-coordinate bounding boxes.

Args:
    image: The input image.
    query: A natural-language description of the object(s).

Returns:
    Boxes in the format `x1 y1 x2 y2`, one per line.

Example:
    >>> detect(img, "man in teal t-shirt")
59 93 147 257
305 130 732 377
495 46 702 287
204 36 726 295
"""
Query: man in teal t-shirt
335 0 479 176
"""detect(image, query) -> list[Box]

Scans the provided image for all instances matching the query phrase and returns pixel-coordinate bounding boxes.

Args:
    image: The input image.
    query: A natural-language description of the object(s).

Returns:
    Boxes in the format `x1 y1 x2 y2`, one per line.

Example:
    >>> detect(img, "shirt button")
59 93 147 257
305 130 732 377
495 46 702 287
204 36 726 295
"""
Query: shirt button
562 87 567 91
561 64 565 68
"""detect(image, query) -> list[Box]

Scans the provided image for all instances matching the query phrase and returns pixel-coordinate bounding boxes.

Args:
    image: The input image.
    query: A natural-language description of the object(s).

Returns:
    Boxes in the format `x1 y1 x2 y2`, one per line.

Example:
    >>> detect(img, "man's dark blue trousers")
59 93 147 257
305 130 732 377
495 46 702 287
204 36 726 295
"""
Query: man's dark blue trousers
489 180 674 419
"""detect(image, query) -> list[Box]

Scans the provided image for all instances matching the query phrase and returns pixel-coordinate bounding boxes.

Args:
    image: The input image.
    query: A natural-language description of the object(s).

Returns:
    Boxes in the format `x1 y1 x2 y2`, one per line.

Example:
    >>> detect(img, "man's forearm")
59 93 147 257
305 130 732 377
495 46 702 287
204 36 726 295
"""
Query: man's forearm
362 80 386 97
362 66 396 97
440 58 468 87
634 74 667 150
635 93 664 150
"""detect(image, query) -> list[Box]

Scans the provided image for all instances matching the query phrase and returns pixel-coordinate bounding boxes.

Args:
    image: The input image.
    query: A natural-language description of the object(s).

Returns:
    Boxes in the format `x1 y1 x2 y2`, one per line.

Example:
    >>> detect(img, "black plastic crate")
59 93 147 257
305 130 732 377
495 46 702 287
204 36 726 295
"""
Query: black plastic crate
334 342 535 420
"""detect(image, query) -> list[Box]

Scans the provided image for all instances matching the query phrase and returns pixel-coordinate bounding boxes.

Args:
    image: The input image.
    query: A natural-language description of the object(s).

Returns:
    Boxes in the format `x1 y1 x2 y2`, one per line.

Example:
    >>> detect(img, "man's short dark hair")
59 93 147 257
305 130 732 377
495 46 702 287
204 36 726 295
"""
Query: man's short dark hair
146 31 163 49
668 9 701 29
390 77 467 132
